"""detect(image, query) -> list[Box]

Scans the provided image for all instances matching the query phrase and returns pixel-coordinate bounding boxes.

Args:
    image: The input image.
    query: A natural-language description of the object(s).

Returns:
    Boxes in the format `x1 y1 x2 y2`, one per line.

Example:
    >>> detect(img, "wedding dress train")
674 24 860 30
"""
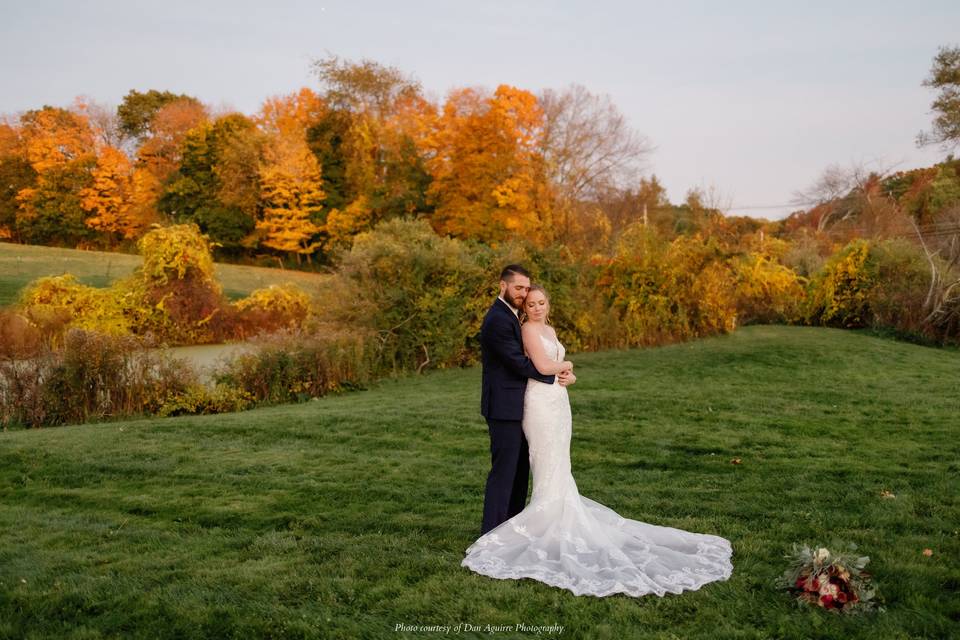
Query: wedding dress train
462 334 734 597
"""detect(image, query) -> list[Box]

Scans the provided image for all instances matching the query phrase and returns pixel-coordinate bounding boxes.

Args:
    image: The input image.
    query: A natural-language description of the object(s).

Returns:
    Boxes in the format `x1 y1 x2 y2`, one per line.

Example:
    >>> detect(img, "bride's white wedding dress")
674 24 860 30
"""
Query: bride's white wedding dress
462 333 734 598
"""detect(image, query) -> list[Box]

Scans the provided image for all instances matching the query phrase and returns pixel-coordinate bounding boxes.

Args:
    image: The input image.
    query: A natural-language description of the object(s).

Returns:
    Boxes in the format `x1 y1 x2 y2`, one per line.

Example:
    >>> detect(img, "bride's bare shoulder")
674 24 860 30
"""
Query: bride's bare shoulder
546 325 558 339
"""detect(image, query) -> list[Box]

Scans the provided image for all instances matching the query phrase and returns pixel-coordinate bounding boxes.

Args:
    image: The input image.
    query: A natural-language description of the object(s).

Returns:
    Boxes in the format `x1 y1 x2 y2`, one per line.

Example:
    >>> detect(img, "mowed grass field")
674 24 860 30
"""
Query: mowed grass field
1 325 958 639
0 242 330 305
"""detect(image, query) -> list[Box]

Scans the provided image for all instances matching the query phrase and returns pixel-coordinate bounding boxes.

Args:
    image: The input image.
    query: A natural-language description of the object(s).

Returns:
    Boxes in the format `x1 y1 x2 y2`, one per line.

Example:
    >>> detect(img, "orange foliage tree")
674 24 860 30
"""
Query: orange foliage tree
79 146 145 245
14 106 98 245
418 85 552 244
135 98 209 185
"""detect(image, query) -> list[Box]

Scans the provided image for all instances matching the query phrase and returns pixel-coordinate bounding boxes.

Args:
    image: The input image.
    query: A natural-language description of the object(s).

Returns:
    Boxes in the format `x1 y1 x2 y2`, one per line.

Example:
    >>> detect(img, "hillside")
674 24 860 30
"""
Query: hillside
1 325 957 638
0 242 330 306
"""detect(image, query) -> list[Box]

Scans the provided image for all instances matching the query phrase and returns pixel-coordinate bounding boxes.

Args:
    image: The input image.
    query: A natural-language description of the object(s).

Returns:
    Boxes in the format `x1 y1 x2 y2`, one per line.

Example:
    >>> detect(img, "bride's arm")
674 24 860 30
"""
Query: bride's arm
521 324 573 375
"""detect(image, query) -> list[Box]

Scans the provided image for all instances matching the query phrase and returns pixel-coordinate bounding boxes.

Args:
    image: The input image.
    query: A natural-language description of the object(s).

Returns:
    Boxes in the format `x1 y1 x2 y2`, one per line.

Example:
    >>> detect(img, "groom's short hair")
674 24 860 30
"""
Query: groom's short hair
500 264 531 282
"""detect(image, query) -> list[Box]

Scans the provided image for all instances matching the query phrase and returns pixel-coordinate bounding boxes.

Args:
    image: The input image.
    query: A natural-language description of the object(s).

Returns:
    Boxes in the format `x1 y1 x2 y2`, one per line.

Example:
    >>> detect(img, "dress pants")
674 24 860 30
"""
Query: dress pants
481 418 530 535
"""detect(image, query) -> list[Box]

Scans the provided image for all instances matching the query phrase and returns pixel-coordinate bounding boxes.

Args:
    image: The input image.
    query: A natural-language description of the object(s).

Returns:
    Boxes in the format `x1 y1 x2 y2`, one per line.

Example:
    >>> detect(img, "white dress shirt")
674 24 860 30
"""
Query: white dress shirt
498 295 520 318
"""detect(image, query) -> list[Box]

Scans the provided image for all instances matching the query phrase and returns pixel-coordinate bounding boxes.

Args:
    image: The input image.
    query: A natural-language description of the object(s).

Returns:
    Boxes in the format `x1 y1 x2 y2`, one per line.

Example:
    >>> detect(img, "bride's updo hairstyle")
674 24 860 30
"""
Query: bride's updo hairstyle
521 284 551 324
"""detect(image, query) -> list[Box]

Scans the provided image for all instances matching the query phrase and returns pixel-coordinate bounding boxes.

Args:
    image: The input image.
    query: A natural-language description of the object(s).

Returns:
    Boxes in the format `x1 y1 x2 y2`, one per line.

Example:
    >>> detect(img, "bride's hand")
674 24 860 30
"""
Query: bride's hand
558 370 576 386
560 360 573 371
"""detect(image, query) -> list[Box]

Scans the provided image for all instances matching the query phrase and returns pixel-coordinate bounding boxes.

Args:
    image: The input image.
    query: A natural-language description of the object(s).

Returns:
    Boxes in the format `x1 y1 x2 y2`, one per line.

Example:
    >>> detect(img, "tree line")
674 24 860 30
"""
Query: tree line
1 55 723 263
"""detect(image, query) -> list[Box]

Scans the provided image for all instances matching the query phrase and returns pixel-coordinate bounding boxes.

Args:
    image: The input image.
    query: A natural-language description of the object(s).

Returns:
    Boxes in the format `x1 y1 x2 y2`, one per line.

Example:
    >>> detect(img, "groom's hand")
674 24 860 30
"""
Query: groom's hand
558 370 576 386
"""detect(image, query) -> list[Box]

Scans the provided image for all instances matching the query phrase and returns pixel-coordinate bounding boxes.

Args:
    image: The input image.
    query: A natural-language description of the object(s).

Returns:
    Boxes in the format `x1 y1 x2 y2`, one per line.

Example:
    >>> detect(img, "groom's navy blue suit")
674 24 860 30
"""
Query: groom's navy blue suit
479 297 555 534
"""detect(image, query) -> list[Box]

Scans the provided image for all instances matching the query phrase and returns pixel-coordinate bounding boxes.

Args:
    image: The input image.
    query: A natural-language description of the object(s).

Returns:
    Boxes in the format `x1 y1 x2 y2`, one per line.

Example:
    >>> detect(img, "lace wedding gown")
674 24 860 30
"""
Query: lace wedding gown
462 333 734 597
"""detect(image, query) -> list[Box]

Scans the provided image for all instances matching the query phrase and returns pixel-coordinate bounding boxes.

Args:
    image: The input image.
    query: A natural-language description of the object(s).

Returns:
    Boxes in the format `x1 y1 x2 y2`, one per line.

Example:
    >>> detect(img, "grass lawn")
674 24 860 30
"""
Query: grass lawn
1 325 958 639
0 242 330 306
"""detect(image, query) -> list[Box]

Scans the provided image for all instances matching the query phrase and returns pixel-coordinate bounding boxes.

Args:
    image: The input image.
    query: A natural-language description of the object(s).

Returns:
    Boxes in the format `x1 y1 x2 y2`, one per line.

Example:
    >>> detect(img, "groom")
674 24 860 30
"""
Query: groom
478 264 575 535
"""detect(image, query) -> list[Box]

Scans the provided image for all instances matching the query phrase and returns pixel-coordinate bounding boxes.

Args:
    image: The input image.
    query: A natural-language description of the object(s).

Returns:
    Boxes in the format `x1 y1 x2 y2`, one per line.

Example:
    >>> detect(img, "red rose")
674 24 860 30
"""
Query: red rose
820 594 834 607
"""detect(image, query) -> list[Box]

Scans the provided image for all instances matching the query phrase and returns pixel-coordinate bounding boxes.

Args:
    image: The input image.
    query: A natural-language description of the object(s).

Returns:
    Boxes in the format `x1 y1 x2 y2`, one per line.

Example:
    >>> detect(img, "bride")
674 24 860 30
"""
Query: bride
462 285 734 598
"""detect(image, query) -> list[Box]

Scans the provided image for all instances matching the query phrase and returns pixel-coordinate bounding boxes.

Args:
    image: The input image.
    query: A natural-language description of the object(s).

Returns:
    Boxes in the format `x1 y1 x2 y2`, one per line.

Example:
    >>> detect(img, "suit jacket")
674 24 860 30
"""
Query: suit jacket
480 297 556 421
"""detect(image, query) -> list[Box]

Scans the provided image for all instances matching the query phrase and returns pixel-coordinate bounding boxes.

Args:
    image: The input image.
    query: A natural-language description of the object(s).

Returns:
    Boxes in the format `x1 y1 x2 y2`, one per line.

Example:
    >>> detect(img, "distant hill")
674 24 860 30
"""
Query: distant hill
779 157 960 240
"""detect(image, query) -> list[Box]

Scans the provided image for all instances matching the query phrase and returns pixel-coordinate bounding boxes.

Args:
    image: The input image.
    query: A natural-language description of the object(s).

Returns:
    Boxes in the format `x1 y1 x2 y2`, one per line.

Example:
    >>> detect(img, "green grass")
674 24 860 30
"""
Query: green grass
1 325 958 639
0 242 330 305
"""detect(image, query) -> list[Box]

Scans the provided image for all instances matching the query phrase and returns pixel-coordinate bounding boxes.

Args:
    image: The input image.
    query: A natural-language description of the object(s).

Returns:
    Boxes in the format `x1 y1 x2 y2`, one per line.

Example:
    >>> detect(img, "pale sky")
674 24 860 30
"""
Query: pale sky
2 0 958 219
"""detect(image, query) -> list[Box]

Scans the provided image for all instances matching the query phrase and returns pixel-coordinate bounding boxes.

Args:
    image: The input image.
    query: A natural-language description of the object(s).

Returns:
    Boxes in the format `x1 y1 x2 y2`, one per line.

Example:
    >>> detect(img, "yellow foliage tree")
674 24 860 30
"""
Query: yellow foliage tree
324 195 372 250
257 140 325 262
256 89 326 262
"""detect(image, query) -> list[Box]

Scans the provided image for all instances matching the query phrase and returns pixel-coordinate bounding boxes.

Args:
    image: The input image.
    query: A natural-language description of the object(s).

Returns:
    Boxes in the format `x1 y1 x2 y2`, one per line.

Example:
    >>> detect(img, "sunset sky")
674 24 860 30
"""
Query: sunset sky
3 0 958 219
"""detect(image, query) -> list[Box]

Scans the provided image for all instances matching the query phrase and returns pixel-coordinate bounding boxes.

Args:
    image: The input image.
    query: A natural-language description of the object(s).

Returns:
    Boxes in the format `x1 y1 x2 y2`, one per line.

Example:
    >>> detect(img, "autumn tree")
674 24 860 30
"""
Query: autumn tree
255 89 325 261
312 55 421 121
136 98 209 185
15 106 98 246
118 89 202 142
0 123 35 241
309 56 432 247
598 174 672 247
79 146 145 246
420 85 551 243
158 113 258 253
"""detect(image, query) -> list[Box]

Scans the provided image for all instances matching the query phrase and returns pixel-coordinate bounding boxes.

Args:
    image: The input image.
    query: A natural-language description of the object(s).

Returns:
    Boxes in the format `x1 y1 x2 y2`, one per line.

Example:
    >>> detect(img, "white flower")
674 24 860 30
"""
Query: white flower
814 547 830 563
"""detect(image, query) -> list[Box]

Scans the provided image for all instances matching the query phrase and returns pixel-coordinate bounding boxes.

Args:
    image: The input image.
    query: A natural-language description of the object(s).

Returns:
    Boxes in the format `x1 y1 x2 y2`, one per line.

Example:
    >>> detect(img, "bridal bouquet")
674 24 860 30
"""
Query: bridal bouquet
777 542 882 614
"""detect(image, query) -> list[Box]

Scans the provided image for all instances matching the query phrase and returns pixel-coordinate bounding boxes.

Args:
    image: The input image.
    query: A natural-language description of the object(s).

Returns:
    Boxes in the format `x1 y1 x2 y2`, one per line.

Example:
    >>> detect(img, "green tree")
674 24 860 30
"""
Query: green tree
0 124 36 240
918 45 960 150
306 109 350 211
158 114 258 253
309 56 433 240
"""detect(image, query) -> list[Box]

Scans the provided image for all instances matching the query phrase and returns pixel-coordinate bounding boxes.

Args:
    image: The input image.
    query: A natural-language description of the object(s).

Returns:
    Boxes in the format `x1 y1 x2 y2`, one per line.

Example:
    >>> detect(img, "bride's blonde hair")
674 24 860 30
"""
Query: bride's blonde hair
521 284 551 325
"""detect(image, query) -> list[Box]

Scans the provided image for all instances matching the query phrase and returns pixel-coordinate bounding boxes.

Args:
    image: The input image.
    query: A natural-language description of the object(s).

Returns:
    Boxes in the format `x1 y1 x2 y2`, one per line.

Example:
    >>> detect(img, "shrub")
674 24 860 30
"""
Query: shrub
865 239 934 336
214 326 374 405
0 310 42 358
17 274 131 342
782 231 829 278
232 283 313 339
520 243 622 352
116 223 231 344
733 252 807 325
0 328 196 428
601 226 739 345
804 239 873 328
14 224 233 346
158 383 255 417
320 218 490 372
803 237 954 342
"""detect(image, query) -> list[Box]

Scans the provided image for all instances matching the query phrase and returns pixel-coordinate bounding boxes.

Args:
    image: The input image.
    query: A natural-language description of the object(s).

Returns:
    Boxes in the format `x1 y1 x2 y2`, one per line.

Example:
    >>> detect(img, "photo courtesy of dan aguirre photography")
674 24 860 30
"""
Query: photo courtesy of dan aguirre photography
1 1 959 638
